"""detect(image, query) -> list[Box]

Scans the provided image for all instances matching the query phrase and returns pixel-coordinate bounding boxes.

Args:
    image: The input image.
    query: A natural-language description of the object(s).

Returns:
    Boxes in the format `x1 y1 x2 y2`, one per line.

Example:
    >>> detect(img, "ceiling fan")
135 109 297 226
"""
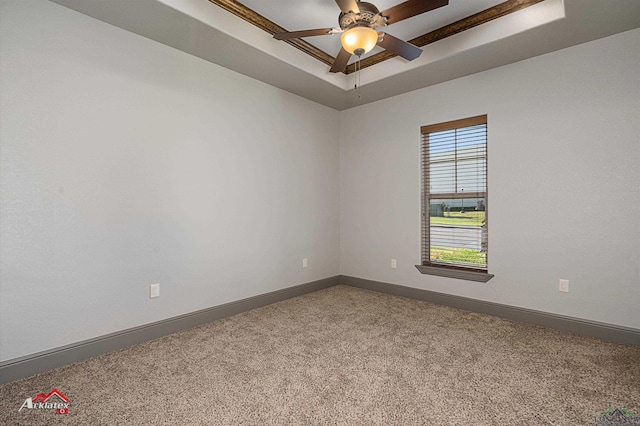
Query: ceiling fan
273 0 449 73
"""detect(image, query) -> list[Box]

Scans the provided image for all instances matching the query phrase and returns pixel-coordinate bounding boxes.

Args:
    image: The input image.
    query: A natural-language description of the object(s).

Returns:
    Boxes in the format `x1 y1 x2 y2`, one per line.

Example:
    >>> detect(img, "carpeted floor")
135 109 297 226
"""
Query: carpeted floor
1 285 639 425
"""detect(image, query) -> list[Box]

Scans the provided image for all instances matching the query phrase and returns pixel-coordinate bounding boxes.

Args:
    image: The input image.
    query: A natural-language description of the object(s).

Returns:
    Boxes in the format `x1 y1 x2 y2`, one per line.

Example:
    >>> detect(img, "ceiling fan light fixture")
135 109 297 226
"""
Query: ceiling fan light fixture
340 26 378 56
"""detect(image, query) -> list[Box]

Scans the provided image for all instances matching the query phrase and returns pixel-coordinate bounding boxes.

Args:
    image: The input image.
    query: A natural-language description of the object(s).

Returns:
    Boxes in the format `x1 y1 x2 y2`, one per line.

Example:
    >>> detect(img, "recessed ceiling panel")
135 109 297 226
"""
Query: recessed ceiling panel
240 0 507 63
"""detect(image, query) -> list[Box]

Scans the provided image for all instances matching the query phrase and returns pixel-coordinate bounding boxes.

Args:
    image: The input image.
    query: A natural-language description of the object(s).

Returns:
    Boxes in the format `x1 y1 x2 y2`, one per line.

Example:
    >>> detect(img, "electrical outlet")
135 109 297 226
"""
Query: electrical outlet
302 258 308 268
559 279 569 293
149 283 160 298
391 259 397 269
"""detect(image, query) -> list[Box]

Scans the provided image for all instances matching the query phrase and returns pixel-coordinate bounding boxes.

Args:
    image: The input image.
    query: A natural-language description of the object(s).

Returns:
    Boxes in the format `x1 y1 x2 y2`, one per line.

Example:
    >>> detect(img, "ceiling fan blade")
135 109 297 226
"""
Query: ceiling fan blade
273 28 335 40
330 47 352 73
381 0 448 25
335 0 360 14
377 33 422 61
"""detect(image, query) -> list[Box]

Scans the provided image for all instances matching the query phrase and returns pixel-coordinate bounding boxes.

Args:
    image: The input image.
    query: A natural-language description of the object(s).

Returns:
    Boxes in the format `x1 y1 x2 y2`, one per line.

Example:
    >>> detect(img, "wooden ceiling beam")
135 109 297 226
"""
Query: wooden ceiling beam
207 0 335 66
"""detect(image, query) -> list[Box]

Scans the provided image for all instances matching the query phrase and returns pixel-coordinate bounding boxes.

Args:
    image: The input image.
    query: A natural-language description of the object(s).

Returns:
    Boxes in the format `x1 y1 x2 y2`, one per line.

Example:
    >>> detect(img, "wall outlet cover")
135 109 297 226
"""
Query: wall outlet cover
150 283 160 298
559 279 569 293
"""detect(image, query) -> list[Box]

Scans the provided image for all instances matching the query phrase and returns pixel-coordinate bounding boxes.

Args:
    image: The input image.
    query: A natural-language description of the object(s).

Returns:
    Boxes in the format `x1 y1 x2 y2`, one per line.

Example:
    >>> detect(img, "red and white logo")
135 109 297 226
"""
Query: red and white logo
19 388 70 414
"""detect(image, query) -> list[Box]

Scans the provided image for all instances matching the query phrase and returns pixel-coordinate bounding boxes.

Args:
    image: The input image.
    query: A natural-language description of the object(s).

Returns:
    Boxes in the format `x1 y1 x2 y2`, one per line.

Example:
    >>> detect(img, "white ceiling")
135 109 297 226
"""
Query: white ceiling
49 0 640 110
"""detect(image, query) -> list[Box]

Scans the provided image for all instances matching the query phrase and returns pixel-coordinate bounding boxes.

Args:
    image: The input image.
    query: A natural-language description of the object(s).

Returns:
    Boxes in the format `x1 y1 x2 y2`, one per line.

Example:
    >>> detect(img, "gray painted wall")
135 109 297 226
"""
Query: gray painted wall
340 28 640 329
0 0 340 362
1 0 638 365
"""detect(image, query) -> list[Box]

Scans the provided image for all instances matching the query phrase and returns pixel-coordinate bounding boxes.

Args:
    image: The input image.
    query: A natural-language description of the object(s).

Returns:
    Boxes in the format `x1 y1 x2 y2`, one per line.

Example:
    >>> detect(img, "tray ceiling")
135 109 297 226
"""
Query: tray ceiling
49 0 640 110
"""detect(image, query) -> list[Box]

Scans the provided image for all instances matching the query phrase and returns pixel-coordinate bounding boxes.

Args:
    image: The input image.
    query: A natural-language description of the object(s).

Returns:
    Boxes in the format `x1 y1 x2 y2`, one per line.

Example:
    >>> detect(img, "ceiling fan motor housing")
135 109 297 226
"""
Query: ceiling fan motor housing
339 2 387 30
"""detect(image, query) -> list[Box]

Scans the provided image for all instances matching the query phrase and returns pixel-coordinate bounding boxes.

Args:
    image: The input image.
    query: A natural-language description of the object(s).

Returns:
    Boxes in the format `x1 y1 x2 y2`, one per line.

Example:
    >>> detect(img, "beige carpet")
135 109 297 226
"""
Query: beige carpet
1 285 639 425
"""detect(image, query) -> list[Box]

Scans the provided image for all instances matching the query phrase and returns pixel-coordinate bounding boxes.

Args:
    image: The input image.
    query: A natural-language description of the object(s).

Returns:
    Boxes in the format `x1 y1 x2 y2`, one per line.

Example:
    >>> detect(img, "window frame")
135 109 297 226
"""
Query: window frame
416 115 494 282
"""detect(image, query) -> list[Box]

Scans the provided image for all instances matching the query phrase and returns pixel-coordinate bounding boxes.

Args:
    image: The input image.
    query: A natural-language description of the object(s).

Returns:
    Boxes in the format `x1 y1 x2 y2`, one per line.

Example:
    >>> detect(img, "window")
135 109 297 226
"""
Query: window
416 115 493 282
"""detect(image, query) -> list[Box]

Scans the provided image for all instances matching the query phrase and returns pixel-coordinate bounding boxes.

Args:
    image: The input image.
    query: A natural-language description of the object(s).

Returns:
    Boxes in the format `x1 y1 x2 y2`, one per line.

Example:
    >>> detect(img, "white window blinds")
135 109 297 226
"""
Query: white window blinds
421 115 488 272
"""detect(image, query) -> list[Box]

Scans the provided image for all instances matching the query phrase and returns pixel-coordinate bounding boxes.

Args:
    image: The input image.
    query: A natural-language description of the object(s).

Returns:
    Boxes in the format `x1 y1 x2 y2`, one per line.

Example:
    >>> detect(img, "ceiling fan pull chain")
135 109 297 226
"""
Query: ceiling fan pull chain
354 60 358 91
356 55 362 101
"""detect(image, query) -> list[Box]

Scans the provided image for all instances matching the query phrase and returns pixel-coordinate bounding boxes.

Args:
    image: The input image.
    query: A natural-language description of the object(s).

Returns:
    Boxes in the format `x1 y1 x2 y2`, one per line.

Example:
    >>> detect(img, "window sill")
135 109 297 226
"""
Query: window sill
415 265 494 282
